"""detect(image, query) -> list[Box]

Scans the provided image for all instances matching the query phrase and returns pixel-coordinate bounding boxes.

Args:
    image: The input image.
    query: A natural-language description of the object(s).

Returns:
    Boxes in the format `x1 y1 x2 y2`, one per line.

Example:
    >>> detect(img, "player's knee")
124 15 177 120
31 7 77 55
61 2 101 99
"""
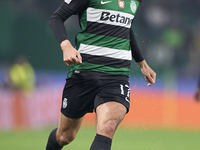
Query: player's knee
97 120 118 136
57 133 76 146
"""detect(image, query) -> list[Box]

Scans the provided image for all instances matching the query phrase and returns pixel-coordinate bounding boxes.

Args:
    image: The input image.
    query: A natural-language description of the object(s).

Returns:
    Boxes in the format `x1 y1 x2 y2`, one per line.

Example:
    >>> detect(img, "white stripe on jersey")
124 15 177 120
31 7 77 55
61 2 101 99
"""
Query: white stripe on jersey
78 43 132 60
87 7 134 28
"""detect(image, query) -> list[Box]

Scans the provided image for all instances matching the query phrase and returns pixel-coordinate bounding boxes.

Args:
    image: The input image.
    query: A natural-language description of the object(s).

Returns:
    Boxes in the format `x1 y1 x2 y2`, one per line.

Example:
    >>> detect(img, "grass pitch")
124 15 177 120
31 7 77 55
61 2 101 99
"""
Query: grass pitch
0 126 200 150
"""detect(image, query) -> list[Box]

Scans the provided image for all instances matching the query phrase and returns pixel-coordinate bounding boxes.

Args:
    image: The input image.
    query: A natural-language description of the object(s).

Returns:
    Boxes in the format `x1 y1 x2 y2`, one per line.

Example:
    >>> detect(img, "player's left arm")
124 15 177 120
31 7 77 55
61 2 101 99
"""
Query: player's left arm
130 29 156 86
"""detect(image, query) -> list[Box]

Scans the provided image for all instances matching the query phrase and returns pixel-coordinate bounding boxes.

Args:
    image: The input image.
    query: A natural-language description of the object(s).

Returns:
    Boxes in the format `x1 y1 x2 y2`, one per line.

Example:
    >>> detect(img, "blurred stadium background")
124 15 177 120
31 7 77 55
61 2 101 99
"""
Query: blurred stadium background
0 0 200 150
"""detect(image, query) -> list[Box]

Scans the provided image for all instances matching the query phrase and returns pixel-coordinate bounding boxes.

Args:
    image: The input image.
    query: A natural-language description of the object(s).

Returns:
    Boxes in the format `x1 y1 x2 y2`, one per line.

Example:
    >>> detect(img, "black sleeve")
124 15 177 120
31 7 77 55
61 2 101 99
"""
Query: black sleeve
49 0 89 44
130 28 144 62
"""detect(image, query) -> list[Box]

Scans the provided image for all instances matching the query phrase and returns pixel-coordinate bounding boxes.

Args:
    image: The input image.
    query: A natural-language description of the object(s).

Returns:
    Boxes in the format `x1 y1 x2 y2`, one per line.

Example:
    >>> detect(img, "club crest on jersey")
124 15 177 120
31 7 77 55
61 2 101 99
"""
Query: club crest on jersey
130 0 137 14
64 0 72 4
118 0 125 8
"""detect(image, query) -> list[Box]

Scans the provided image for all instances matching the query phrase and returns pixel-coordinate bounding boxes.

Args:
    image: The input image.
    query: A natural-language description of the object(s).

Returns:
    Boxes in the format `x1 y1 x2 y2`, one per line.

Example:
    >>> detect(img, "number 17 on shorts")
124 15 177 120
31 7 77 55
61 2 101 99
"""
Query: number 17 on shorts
120 84 130 103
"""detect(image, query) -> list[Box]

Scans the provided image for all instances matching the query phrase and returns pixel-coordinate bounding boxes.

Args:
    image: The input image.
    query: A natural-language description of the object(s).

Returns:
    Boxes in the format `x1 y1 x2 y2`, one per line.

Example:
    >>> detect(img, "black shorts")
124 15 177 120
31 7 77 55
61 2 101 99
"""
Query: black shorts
61 78 130 118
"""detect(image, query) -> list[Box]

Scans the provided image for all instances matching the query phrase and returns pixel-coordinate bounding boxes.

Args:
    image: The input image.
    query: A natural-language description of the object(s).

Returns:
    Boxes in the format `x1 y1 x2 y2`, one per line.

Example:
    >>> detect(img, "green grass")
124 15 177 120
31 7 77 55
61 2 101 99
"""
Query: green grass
0 126 200 150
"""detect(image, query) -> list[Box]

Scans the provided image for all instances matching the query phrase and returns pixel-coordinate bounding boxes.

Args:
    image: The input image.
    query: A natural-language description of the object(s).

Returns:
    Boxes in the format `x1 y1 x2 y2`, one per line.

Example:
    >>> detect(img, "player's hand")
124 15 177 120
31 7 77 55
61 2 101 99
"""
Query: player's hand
60 40 82 66
139 60 156 86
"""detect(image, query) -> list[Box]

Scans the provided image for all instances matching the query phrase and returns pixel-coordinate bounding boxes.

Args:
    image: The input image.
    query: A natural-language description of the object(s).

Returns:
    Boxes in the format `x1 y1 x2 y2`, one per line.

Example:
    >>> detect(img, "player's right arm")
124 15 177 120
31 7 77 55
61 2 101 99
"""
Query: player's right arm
49 0 89 66
60 40 82 66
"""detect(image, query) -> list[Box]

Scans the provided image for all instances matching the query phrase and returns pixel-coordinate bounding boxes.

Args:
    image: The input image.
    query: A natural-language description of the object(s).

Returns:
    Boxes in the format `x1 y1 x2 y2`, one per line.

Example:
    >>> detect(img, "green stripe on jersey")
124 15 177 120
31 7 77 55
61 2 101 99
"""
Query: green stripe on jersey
68 62 130 77
76 33 131 51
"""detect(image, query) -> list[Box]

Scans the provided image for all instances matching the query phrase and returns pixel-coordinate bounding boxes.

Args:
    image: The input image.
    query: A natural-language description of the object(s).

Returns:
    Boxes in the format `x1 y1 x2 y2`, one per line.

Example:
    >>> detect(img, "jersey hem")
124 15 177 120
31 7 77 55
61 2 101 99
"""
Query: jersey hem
68 70 129 81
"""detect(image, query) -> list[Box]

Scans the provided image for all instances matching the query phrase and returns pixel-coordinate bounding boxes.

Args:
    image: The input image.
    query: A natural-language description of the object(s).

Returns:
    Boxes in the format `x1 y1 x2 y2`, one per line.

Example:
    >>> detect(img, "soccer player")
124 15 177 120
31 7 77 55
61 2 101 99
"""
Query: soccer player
195 77 200 101
45 0 156 150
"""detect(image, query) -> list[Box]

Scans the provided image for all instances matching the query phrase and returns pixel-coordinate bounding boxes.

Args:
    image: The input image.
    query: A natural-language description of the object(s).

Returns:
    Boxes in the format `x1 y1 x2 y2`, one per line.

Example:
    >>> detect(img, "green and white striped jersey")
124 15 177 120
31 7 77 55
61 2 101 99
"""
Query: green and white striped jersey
65 0 141 80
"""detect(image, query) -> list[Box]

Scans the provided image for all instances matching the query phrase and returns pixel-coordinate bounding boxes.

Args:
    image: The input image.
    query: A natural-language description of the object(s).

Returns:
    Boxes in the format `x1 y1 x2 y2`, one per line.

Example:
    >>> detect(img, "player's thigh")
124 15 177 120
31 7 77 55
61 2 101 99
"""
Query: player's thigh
57 113 83 141
95 101 126 138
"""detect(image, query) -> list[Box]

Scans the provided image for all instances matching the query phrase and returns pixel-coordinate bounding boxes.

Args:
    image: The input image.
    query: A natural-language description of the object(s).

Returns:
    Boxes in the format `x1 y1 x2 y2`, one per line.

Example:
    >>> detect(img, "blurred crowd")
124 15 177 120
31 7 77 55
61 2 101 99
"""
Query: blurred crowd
0 56 35 92
0 0 200 89
133 0 200 79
